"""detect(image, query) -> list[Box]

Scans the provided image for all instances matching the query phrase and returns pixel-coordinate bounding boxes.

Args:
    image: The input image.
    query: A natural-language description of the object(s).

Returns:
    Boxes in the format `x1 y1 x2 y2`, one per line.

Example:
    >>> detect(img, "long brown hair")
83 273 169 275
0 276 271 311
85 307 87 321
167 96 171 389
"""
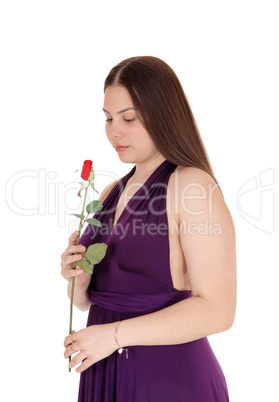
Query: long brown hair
104 56 219 186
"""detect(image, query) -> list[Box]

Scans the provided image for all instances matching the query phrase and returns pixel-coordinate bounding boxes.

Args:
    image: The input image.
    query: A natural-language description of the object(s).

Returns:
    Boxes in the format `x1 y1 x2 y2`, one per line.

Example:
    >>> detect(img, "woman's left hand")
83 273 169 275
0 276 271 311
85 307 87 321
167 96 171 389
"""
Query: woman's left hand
64 322 119 373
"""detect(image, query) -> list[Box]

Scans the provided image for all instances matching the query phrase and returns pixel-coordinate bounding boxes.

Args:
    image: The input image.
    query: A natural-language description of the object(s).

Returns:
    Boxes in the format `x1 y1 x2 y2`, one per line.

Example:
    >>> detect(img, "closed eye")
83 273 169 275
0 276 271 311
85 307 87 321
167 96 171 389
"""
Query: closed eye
124 118 135 123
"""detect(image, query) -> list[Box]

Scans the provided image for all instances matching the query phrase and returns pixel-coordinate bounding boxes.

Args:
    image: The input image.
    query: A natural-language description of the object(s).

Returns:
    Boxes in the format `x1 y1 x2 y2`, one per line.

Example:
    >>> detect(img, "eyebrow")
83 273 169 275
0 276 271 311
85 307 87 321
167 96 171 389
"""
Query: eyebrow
103 107 136 115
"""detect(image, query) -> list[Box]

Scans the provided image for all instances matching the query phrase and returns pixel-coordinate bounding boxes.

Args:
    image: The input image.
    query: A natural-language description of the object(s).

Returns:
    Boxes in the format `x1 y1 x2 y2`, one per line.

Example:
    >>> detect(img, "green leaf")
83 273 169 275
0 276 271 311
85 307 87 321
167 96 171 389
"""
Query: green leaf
70 213 84 220
87 218 102 227
76 259 93 274
90 182 99 193
86 200 103 214
84 243 108 265
88 168 94 182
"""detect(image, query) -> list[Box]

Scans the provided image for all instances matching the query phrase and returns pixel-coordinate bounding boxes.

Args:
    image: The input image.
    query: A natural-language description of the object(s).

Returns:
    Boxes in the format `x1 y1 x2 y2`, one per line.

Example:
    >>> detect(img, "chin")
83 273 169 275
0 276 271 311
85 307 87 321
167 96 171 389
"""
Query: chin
117 154 136 164
117 151 139 164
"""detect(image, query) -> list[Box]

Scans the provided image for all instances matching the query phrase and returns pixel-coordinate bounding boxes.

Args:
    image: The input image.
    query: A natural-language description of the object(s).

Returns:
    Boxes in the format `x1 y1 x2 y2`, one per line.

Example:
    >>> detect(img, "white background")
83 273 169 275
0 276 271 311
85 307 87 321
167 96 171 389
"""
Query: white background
1 1 278 401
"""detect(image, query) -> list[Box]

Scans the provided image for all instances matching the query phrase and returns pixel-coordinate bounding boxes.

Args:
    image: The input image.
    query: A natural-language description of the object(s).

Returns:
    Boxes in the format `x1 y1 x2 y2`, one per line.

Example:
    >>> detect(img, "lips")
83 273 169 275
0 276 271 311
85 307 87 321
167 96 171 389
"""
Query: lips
115 145 129 152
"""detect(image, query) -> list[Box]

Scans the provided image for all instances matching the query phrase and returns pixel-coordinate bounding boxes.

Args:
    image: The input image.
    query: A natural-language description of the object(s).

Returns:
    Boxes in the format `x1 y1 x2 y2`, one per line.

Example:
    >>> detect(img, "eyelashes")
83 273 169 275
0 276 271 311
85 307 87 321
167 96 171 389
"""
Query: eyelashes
105 118 135 123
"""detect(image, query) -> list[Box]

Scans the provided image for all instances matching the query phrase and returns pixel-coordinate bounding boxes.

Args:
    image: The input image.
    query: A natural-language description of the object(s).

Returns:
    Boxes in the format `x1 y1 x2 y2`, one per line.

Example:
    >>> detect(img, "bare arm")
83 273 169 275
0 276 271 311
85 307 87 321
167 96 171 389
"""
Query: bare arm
67 282 91 312
61 179 119 311
115 168 237 347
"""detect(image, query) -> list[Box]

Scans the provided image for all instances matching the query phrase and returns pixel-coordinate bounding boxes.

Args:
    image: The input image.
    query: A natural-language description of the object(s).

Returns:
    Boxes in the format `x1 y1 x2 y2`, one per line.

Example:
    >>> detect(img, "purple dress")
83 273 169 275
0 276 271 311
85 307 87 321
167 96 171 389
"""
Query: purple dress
78 160 229 401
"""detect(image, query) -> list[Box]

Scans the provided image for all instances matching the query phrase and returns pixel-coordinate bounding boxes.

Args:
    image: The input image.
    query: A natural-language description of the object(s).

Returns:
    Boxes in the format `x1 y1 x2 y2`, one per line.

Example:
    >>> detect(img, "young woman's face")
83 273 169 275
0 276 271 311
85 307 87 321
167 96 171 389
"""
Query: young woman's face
103 85 161 164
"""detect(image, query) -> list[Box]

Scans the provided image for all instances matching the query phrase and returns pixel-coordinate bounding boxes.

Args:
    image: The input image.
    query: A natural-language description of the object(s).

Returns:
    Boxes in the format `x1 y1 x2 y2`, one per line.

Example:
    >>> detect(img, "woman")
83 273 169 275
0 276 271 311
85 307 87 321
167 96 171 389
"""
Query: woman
62 56 236 401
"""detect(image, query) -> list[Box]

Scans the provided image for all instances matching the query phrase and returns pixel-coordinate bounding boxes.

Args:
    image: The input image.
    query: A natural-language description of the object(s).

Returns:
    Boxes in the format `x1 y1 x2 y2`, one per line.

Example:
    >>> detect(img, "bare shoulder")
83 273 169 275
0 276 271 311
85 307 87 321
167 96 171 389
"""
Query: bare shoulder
168 165 220 200
98 179 119 203
168 166 234 229
171 165 218 189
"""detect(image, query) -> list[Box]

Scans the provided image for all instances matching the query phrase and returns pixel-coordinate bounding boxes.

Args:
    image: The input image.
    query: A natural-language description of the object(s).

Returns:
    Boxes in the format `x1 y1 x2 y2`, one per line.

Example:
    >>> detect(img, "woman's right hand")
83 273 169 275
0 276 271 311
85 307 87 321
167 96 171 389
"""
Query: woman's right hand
61 230 92 290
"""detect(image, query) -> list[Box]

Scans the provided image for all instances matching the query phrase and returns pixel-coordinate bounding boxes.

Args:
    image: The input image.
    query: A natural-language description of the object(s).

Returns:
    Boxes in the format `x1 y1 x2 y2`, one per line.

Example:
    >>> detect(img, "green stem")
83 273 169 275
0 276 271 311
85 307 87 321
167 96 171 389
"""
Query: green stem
68 184 89 372
81 213 89 230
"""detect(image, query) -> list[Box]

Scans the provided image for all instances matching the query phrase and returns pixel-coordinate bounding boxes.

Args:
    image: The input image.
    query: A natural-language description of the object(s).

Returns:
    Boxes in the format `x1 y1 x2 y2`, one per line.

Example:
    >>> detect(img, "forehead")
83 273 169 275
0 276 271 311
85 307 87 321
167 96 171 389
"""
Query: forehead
103 85 133 110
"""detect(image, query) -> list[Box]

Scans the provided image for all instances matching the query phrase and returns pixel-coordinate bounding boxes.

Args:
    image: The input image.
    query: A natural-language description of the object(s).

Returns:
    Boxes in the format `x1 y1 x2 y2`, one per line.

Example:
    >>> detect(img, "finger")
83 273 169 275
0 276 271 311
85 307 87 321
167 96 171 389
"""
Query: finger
64 336 72 349
68 230 80 246
68 351 87 369
66 244 86 256
64 252 84 266
61 256 82 273
63 267 85 280
61 246 85 270
64 342 78 359
61 260 83 279
64 331 77 348
76 357 94 373
64 335 80 359
64 345 73 359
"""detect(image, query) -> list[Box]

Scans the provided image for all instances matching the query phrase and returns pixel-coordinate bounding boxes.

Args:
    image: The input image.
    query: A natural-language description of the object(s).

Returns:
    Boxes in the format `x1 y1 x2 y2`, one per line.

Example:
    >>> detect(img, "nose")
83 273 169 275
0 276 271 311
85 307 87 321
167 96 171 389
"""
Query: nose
106 120 124 140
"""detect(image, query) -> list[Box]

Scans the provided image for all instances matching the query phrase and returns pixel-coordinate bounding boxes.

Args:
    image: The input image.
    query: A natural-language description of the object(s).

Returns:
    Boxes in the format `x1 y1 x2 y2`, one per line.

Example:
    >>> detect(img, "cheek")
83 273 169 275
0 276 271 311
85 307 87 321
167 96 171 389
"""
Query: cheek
133 125 150 142
105 125 112 140
140 131 155 148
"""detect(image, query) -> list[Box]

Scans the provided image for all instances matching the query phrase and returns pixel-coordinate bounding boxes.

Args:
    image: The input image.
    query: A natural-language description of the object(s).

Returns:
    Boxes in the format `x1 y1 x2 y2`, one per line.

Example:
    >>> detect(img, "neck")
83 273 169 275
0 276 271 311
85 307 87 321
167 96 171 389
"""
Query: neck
133 154 166 182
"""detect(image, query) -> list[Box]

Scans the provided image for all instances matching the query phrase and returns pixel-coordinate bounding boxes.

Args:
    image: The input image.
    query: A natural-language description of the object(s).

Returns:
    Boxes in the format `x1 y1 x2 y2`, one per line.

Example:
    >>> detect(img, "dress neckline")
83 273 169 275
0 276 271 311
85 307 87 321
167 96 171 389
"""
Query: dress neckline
110 159 170 234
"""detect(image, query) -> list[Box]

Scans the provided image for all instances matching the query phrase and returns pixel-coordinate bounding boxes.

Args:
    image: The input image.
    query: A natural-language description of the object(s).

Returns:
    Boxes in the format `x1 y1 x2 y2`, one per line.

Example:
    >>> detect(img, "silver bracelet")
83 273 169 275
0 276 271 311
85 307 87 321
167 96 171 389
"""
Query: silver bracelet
114 321 129 359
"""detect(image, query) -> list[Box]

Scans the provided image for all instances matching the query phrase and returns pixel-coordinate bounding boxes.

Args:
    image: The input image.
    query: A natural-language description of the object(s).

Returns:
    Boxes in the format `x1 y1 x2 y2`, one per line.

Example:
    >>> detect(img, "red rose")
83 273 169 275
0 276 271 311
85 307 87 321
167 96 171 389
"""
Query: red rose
81 160 93 180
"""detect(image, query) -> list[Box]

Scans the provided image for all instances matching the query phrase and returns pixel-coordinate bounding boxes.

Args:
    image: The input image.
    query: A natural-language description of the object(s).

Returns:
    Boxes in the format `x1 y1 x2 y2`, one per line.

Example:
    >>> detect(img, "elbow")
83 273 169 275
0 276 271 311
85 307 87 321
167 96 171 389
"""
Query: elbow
215 288 237 333
212 316 234 336
217 305 236 333
226 308 236 330
76 301 91 312
208 298 236 334
222 315 235 332
72 294 91 312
